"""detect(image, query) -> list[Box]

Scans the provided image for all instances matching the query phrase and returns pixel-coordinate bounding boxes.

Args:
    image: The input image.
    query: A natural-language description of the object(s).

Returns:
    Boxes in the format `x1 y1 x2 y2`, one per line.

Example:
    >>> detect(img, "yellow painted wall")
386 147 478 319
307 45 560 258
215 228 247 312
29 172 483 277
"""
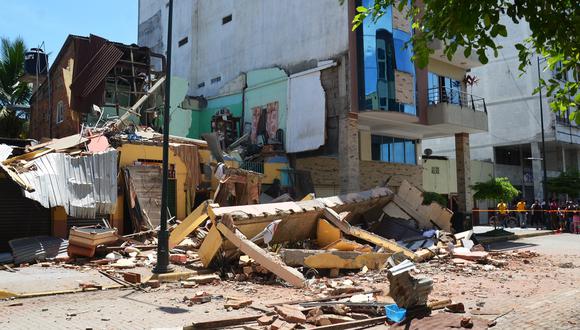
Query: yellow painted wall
428 59 466 81
263 162 287 184
422 159 494 194
359 130 372 161
112 143 190 232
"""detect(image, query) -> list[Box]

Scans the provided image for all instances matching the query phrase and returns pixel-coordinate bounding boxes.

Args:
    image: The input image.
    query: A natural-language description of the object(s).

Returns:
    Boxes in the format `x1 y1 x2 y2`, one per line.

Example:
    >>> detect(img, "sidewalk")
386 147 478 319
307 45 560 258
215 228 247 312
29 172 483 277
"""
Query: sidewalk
473 225 554 244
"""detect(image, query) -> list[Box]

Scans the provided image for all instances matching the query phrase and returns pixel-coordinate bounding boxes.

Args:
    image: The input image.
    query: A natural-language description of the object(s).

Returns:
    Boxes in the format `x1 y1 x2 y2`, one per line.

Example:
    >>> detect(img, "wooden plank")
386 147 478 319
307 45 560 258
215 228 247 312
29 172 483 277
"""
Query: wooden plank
323 208 415 259
169 201 209 249
323 208 351 233
266 289 382 307
349 227 416 260
198 226 223 267
216 223 305 288
280 249 390 270
184 314 263 330
314 316 386 329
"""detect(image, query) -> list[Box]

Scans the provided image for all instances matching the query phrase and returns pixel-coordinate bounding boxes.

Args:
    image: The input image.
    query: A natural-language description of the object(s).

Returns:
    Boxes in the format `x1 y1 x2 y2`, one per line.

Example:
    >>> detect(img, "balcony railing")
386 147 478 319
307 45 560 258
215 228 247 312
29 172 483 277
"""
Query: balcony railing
428 87 487 114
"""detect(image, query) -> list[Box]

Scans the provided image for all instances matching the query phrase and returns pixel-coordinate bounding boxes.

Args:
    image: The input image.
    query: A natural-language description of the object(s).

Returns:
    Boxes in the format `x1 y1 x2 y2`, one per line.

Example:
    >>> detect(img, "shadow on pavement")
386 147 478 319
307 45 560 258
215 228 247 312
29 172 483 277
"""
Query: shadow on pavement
488 241 538 252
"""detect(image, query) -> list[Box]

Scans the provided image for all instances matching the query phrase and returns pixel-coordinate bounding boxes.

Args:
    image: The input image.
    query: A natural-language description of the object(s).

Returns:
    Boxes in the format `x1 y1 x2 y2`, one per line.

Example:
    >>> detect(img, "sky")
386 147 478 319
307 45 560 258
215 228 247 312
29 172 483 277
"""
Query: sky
0 0 138 64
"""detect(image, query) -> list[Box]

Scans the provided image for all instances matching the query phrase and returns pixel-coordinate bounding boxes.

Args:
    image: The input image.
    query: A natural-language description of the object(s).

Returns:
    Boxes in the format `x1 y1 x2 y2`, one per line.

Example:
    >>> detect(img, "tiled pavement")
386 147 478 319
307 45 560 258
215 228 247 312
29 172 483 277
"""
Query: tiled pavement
492 288 580 330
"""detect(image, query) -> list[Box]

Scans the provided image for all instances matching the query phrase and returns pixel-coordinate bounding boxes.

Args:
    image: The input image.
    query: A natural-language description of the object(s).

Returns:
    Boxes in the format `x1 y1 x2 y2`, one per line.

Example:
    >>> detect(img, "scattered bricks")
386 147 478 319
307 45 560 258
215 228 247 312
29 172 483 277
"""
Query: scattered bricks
169 254 188 264
185 273 220 285
445 302 466 313
123 272 141 284
146 280 160 288
321 304 350 316
270 318 296 330
306 307 323 324
274 305 306 324
487 258 508 267
257 314 277 326
181 281 198 288
224 299 253 310
460 317 474 328
321 314 354 324
188 291 211 305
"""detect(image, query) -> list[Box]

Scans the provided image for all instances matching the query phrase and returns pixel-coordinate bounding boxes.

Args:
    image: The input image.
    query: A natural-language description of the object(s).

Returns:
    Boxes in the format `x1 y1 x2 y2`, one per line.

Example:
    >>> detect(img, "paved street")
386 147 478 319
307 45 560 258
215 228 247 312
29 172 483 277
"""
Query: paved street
2 233 578 329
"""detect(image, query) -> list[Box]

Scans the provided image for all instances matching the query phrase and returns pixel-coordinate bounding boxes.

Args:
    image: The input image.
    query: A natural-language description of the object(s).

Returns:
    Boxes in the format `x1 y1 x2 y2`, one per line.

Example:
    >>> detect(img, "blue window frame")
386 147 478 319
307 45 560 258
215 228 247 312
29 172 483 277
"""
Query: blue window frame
371 135 417 164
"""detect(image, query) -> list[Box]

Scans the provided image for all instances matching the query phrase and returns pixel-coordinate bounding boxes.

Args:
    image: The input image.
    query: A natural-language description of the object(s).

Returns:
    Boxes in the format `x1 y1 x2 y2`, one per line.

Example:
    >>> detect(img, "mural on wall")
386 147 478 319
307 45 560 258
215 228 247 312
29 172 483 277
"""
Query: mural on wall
251 101 279 143
360 0 416 115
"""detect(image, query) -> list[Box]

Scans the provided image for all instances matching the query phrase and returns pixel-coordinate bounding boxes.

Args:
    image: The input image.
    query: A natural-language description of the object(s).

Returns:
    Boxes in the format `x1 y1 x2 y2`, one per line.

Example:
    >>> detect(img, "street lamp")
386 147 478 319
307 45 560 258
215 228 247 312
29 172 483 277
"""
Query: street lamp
153 0 174 274
536 56 549 202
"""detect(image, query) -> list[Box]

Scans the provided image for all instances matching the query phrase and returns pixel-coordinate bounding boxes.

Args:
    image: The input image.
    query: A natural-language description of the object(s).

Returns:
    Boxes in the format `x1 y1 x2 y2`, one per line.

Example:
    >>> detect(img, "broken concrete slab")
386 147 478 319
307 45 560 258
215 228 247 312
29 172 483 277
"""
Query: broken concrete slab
274 304 306 324
216 223 305 288
280 249 390 270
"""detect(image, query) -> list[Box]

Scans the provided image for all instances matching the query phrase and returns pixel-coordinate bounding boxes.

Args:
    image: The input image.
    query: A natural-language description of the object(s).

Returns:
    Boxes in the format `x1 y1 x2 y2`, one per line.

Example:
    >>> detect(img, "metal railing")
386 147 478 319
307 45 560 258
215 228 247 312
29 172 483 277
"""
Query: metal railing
240 161 264 174
428 87 487 114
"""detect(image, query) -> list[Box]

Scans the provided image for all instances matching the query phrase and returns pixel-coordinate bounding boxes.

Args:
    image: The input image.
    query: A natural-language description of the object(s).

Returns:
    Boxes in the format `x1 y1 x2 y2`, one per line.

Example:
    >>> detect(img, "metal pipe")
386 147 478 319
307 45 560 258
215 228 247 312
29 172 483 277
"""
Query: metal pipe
537 56 548 201
153 0 174 274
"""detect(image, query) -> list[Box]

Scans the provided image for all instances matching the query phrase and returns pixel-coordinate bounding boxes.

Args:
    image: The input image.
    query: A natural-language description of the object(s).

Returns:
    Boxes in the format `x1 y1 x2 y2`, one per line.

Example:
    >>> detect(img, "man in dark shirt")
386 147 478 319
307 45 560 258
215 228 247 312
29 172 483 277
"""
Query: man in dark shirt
530 200 543 230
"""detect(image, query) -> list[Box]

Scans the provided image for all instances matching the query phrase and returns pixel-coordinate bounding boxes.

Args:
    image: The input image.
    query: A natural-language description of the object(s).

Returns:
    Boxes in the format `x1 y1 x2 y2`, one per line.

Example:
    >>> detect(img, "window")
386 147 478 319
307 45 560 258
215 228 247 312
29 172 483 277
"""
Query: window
197 82 205 88
222 14 232 25
178 37 188 47
428 72 461 105
494 146 521 166
210 76 221 84
371 135 417 164
56 100 64 124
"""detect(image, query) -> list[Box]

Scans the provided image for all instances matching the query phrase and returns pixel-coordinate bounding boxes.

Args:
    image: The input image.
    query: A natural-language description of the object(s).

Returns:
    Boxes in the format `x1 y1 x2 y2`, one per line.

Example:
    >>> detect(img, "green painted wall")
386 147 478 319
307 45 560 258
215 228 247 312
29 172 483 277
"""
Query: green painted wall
168 77 192 137
244 68 288 136
189 92 243 139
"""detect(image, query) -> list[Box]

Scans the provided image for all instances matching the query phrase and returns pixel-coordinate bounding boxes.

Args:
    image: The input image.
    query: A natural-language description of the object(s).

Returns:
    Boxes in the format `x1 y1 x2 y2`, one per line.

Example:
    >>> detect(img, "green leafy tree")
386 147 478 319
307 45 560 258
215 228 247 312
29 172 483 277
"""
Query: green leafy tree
0 37 30 138
472 177 520 202
422 191 448 207
546 171 580 198
353 1 579 123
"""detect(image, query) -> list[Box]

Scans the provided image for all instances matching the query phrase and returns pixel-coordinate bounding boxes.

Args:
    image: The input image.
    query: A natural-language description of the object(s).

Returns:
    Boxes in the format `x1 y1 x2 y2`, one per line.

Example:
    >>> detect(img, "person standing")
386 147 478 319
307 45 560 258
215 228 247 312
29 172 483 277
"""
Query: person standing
516 200 527 228
497 200 508 227
530 200 543 230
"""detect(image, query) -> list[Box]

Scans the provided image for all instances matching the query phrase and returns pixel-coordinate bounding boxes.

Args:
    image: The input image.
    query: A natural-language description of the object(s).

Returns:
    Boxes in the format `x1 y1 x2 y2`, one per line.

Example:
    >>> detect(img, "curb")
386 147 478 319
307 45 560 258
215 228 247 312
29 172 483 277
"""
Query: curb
475 230 555 244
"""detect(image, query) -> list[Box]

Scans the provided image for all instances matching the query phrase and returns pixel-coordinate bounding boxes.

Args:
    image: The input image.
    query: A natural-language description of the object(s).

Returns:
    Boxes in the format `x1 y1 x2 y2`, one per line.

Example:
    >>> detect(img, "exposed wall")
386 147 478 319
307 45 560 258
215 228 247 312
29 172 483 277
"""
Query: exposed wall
244 68 288 141
29 43 80 140
422 159 494 195
188 92 243 139
138 0 350 97
295 156 422 196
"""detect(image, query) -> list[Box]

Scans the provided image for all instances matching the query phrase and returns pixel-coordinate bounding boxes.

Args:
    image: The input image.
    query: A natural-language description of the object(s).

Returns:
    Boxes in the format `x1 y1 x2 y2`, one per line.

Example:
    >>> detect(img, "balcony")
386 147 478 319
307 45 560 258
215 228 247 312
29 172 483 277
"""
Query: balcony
429 39 482 70
426 87 488 136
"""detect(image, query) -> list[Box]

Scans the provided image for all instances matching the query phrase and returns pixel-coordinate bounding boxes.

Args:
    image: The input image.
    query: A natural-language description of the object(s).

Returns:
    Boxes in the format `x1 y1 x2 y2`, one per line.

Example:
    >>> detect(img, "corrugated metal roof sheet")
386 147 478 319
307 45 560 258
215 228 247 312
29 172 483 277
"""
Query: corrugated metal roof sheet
0 144 13 161
9 236 68 264
15 150 118 218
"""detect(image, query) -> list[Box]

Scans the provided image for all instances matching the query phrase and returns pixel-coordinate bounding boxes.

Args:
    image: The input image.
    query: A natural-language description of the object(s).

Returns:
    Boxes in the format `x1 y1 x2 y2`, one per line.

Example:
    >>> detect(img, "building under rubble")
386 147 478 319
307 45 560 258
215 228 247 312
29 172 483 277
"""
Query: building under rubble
137 0 489 220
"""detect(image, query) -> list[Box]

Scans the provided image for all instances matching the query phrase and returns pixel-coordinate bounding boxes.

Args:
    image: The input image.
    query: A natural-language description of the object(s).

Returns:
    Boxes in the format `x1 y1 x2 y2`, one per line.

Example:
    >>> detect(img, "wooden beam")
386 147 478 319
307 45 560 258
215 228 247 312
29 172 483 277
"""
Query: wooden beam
266 289 382 307
198 225 223 267
280 249 390 270
216 223 305 288
184 314 263 329
349 227 416 260
323 208 416 260
168 201 209 249
314 316 386 329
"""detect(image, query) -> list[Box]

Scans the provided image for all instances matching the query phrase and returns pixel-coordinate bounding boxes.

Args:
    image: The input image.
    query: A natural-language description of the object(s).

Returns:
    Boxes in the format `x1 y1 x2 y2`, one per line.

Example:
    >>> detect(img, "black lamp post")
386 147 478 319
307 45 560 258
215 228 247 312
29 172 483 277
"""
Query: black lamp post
153 0 174 274
536 56 549 202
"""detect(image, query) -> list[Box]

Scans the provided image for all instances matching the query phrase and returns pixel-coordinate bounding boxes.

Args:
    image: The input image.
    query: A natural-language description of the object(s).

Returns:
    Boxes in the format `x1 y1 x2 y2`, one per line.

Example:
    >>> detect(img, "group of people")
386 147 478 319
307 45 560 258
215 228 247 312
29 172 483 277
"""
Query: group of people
495 199 579 232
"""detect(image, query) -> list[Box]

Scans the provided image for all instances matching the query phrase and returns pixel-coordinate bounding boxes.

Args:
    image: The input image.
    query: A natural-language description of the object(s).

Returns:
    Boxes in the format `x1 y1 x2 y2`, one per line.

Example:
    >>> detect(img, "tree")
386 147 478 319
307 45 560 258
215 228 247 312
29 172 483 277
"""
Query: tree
0 37 30 138
546 171 580 198
353 1 579 123
472 177 520 202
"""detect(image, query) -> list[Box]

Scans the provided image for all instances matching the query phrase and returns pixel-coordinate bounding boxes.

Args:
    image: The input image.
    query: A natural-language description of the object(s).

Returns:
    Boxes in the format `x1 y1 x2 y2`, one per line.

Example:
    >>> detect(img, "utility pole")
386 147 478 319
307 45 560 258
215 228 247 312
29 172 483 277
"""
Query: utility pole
536 56 549 203
153 0 174 274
